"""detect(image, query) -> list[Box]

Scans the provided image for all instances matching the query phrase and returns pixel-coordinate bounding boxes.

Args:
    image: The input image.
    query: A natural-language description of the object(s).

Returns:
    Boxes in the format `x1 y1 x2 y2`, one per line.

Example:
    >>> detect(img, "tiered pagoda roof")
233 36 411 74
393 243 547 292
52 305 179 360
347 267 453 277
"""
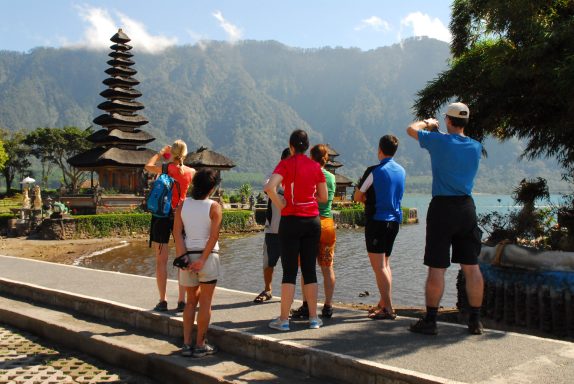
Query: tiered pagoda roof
185 146 236 170
69 29 155 170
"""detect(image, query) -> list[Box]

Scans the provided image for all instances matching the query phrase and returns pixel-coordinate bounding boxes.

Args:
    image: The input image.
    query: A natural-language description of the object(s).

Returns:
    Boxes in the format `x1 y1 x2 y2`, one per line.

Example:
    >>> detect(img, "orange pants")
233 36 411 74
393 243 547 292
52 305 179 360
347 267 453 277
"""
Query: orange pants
317 217 336 267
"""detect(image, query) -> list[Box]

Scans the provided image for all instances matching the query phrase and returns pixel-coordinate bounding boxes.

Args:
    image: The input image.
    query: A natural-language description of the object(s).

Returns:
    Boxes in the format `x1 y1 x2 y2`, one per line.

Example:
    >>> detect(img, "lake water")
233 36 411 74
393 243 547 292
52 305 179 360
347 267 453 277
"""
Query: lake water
78 194 563 308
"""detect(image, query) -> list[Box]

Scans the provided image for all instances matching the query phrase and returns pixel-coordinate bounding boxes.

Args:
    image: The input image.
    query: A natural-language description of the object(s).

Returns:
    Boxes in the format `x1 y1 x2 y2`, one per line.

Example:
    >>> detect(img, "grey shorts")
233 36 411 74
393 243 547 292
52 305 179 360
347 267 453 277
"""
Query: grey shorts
263 233 281 268
178 251 221 287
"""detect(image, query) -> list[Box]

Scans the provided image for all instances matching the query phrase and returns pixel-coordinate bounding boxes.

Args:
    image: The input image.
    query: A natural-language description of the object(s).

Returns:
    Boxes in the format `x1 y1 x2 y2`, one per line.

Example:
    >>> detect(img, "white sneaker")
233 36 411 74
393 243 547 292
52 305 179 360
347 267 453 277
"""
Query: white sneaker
268 317 290 331
309 316 323 329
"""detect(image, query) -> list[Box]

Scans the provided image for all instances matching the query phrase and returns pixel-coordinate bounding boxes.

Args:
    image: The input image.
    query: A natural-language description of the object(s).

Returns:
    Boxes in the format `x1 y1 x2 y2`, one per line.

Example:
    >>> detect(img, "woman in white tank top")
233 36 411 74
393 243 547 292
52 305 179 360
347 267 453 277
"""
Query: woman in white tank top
173 168 222 358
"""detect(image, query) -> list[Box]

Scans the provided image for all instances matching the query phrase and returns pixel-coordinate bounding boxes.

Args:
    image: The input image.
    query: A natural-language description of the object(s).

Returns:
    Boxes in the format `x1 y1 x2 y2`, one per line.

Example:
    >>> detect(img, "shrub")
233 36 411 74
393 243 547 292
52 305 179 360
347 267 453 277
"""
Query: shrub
222 210 253 231
74 213 151 237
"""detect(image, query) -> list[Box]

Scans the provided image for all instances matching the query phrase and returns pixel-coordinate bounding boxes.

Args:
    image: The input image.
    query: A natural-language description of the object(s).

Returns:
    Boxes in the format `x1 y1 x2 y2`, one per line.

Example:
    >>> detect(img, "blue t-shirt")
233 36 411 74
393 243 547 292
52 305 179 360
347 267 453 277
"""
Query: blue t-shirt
358 158 406 222
418 130 482 196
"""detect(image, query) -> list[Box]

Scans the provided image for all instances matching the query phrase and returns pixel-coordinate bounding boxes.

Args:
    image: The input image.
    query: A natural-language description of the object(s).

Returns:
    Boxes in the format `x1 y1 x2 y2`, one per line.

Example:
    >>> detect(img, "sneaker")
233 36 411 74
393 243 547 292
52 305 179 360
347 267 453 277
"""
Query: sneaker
268 317 290 331
176 301 186 312
468 319 484 335
192 343 218 358
181 344 193 357
409 318 438 335
153 300 168 312
290 304 309 319
321 305 333 319
309 316 323 329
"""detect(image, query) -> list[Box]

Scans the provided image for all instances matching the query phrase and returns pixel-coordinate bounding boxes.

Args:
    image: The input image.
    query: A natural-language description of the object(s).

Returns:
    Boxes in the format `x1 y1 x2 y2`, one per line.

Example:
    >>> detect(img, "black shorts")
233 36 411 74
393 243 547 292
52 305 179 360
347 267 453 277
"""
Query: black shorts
149 214 173 246
364 220 400 255
424 196 482 268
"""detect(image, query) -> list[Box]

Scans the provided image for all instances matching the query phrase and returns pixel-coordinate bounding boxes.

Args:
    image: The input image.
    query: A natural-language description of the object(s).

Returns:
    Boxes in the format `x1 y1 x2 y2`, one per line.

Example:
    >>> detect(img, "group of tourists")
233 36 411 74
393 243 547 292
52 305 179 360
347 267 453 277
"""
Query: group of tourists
145 101 485 358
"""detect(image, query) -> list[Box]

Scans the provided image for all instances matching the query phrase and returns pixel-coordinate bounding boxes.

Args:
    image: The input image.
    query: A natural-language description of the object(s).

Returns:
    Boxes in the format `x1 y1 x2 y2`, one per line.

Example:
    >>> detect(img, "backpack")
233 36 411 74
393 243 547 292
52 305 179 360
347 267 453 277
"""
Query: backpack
146 163 180 217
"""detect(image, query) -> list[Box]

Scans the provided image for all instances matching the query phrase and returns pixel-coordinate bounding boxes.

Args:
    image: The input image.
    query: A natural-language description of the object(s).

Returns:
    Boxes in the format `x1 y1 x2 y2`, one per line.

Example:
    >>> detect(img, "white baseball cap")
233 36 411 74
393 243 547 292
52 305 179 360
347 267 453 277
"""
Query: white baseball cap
445 102 470 118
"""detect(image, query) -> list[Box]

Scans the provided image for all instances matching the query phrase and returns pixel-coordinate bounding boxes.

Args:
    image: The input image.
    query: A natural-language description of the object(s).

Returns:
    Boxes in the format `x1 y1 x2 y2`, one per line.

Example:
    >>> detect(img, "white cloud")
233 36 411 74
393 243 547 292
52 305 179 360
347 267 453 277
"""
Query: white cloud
400 12 451 43
355 16 391 32
212 10 242 43
186 29 209 50
70 5 177 54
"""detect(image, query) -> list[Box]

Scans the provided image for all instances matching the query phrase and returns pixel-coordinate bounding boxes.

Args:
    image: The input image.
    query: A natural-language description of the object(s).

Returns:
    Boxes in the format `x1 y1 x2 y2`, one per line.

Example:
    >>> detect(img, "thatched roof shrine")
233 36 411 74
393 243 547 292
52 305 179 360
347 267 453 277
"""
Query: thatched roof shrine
185 147 236 170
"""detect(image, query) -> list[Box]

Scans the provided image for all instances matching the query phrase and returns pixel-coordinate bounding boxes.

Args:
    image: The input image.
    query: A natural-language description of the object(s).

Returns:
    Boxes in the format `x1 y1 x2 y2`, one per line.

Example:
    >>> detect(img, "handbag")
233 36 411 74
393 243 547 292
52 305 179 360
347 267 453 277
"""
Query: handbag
173 250 218 269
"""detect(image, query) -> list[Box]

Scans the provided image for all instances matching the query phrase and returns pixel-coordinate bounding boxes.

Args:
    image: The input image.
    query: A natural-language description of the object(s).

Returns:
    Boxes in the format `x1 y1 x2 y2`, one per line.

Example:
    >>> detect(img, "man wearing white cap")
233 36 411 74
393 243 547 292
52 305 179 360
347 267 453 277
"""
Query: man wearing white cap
406 102 484 335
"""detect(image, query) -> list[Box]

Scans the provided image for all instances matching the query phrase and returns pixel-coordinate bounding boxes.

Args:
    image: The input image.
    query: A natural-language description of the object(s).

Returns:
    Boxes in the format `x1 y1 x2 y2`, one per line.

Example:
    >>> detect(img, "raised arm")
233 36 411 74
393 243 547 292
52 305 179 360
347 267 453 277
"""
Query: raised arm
145 145 171 174
406 118 439 141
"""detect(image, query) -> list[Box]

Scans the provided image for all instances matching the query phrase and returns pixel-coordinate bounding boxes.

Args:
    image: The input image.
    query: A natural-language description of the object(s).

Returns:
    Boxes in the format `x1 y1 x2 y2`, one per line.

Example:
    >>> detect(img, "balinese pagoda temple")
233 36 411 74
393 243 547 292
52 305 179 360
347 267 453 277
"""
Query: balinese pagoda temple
68 29 155 194
185 146 235 174
324 145 353 200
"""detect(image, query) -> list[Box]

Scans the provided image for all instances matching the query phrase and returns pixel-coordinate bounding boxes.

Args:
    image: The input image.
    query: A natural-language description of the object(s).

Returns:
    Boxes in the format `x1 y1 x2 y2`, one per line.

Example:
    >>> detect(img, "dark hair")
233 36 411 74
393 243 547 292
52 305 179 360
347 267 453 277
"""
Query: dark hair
191 168 219 200
310 144 329 166
446 115 469 128
289 129 309 153
379 135 399 156
281 147 291 160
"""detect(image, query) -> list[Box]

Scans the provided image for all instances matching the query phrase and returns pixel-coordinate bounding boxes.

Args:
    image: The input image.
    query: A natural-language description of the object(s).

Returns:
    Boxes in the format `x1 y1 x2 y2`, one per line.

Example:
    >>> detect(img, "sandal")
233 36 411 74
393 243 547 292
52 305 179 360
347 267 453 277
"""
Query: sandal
253 290 272 303
368 304 383 315
368 307 397 320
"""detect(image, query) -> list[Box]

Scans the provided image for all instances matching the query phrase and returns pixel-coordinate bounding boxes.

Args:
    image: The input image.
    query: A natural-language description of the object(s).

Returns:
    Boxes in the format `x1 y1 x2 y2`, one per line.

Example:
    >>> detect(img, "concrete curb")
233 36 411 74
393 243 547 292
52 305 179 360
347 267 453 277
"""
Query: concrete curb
1 277 463 384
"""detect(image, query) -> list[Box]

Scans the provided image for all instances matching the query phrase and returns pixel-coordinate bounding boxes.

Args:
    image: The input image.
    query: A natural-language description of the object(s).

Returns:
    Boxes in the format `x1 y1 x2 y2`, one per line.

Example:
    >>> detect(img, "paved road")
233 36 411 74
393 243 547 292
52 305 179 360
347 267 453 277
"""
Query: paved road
1 255 573 384
0 323 159 384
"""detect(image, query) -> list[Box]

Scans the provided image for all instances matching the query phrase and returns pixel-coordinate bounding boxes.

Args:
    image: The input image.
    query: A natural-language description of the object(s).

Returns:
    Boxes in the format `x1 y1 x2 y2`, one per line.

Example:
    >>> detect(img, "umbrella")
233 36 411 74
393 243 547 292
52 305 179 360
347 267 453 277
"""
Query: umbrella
21 177 36 184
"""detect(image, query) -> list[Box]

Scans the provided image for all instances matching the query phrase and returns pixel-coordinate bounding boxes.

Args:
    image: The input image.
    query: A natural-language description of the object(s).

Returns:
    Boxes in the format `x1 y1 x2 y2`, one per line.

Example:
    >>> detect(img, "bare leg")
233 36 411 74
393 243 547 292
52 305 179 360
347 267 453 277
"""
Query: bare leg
183 286 199 345
460 264 484 307
320 265 335 306
279 283 295 320
302 282 319 318
195 283 216 347
368 252 387 308
380 256 393 312
154 242 169 302
425 267 446 307
263 266 274 293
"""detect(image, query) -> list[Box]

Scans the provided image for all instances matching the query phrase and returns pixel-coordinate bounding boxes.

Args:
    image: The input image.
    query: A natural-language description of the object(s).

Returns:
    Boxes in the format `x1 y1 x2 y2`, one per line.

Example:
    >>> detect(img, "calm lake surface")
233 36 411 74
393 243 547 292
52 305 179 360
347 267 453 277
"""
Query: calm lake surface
78 194 563 308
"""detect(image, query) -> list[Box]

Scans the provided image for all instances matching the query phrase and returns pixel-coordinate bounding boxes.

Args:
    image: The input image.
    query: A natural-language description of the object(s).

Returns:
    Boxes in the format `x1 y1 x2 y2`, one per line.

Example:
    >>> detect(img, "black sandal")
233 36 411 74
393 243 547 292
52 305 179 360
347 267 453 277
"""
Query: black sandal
253 291 272 303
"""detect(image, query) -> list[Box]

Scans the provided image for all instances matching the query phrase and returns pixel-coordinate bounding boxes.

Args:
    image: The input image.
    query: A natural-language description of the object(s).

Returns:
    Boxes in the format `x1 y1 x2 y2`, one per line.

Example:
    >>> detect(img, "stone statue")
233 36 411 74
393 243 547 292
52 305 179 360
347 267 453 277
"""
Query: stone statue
33 185 42 210
22 186 31 209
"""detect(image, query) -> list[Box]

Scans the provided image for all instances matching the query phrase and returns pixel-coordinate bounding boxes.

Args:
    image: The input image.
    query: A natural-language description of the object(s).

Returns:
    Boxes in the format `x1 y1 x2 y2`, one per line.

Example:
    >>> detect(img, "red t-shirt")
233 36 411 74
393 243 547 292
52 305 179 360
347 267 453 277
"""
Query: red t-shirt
167 163 194 209
273 154 325 217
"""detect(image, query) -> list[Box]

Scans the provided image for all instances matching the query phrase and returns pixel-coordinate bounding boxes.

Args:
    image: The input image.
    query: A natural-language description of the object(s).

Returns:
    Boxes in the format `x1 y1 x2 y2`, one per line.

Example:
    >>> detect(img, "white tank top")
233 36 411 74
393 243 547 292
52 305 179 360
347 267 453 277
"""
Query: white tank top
181 198 220 251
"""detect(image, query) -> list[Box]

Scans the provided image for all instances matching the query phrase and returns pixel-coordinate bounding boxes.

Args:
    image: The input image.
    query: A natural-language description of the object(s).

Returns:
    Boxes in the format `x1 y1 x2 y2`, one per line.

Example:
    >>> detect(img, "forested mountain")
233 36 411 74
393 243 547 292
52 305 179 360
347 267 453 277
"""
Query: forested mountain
0 38 568 192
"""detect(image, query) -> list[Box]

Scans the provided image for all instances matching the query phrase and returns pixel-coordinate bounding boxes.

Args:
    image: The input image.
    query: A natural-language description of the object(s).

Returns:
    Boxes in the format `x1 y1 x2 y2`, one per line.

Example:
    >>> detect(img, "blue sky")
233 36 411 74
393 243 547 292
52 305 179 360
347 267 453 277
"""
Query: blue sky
1 1 453 53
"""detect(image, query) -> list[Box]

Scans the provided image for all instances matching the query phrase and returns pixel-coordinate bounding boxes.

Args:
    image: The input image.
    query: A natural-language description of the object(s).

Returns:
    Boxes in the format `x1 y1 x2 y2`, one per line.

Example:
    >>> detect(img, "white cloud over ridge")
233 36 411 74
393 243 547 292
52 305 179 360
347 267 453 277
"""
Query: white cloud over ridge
400 12 451 43
70 5 177 54
355 16 391 32
212 10 242 43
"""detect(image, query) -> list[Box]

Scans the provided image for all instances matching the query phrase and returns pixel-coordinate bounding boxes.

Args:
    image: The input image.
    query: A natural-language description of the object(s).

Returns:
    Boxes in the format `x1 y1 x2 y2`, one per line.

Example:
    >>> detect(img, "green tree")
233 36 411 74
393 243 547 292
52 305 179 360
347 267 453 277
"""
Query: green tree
53 126 93 193
0 130 31 193
238 183 253 200
0 140 8 172
24 127 58 188
414 0 574 172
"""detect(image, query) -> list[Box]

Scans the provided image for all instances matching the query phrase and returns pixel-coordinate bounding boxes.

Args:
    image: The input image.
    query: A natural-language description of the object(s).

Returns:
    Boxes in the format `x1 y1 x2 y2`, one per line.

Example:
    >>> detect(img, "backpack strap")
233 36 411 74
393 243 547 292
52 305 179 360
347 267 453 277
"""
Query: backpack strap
161 163 169 175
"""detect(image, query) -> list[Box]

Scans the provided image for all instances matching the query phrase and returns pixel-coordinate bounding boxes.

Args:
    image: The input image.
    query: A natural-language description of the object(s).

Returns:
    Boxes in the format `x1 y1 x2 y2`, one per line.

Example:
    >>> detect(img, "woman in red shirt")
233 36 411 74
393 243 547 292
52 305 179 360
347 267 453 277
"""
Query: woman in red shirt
145 139 196 312
264 129 328 331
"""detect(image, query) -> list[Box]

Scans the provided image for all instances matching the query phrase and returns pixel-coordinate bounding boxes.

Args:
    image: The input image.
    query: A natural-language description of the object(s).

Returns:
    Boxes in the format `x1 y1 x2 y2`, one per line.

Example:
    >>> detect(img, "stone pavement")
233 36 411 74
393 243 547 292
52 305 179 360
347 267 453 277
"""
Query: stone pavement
1 254 574 384
0 323 158 384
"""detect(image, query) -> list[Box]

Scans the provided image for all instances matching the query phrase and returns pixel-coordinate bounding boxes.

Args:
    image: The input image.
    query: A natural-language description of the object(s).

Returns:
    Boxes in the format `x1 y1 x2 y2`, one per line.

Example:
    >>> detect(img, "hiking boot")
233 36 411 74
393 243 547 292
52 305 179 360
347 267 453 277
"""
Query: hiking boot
268 317 290 331
321 305 333 318
290 304 309 319
153 300 168 312
468 319 484 335
409 318 438 335
181 344 193 357
176 301 186 312
309 317 323 329
192 343 218 358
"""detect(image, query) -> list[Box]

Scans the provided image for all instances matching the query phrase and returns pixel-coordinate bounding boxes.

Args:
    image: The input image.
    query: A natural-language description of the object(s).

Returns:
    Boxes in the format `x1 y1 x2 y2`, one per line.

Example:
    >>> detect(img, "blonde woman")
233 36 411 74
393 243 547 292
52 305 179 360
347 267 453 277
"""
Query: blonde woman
145 140 196 312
